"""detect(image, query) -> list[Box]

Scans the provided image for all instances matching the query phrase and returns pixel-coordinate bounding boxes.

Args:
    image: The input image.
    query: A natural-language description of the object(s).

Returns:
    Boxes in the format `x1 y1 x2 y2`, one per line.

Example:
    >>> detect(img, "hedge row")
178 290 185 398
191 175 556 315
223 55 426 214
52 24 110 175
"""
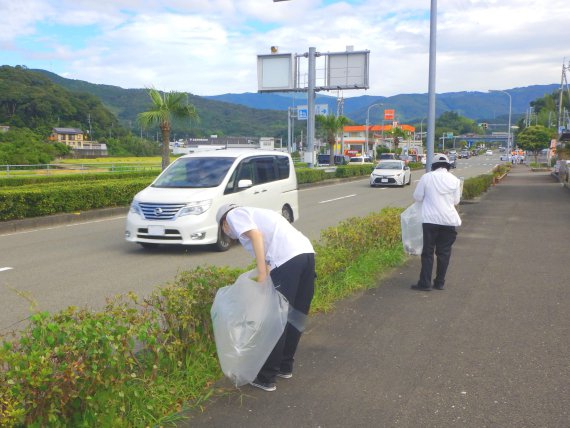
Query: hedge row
296 164 374 184
0 208 405 427
0 171 159 187
0 179 152 221
461 164 510 200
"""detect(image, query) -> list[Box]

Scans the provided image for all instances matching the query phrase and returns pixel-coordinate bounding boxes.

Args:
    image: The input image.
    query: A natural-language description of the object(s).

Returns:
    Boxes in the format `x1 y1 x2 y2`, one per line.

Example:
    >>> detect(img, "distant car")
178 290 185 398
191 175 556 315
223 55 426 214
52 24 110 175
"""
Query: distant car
448 154 457 169
370 160 411 187
459 150 470 159
379 153 398 161
317 154 350 166
349 156 373 164
485 150 493 156
500 154 511 162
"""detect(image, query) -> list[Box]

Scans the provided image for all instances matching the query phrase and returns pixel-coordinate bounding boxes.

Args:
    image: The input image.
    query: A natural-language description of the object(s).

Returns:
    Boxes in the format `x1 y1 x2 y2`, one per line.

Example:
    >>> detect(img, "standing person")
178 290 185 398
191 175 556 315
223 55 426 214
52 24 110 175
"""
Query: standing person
216 204 316 392
411 153 462 291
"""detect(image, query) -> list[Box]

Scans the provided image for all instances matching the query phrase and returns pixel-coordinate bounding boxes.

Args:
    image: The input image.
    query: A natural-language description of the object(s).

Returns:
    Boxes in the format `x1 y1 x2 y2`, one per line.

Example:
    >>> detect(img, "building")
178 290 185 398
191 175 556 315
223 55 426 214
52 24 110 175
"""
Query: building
342 124 416 156
0 125 9 133
49 128 108 158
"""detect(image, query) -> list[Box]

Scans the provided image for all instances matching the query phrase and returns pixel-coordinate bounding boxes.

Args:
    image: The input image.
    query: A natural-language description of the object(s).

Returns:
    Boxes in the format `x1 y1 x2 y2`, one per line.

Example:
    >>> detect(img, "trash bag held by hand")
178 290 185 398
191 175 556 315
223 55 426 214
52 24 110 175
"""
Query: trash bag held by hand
401 202 423 256
211 269 289 387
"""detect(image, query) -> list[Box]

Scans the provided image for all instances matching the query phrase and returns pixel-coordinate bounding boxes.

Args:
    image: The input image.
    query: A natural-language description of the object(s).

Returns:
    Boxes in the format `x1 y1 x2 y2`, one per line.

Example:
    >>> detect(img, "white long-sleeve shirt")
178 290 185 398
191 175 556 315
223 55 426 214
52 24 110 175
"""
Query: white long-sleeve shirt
413 168 462 226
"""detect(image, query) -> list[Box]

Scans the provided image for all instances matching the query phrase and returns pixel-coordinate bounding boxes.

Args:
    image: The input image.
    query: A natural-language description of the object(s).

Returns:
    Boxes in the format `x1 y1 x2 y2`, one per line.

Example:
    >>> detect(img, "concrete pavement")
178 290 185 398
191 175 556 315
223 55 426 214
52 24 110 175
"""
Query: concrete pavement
182 165 570 428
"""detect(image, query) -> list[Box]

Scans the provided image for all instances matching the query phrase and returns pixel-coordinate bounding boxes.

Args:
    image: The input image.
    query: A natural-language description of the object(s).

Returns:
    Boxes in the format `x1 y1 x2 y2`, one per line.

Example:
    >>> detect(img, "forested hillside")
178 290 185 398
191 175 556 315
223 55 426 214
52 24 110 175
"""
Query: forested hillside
34 69 289 139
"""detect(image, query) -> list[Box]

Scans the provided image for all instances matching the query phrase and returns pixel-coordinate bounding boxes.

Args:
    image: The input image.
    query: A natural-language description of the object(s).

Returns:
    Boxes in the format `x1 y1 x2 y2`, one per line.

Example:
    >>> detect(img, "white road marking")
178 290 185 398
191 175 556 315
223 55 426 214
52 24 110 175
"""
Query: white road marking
0 267 13 272
319 194 357 204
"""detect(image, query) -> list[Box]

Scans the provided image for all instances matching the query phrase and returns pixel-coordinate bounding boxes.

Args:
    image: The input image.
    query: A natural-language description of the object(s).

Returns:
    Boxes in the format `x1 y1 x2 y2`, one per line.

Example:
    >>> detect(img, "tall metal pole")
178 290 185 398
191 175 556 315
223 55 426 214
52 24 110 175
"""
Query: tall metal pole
426 0 437 172
490 90 512 153
366 103 383 158
307 47 316 167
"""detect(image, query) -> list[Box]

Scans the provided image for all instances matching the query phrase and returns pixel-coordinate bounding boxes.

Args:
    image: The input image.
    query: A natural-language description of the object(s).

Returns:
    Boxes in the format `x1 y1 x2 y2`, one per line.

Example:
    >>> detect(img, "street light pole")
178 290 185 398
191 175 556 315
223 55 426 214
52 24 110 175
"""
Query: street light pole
426 0 438 172
366 103 383 158
490 90 512 154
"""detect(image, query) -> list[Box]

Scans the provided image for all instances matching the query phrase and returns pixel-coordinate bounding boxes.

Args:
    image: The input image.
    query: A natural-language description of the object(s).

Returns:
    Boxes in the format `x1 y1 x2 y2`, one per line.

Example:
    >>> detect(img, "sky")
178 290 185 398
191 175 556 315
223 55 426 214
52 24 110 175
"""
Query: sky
1 0 569 98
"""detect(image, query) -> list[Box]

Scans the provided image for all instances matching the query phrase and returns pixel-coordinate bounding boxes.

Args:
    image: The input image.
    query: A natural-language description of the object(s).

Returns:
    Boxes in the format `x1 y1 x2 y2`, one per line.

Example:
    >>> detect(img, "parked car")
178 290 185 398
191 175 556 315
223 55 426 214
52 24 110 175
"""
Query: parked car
349 156 373 164
370 160 411 187
317 154 350 166
125 149 299 252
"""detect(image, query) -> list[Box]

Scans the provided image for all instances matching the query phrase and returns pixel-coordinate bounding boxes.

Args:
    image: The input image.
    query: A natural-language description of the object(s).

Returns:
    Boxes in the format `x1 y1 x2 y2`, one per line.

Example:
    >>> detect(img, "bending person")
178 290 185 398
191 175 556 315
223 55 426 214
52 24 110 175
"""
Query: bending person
216 204 316 392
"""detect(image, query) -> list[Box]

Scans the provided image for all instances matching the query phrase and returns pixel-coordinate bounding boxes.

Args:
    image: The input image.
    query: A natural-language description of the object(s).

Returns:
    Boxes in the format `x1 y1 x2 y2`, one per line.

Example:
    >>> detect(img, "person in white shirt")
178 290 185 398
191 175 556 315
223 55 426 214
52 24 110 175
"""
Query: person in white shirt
216 204 316 392
411 153 461 291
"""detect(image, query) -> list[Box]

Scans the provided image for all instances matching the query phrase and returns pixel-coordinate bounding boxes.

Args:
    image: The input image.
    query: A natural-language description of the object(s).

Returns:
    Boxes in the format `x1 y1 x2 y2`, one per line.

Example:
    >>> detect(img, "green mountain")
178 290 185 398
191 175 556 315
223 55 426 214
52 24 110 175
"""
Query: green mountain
32 68 289 139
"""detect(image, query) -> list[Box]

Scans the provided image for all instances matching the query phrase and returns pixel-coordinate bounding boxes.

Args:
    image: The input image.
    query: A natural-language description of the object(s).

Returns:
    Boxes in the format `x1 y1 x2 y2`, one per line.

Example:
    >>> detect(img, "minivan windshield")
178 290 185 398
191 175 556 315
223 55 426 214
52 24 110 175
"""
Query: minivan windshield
152 157 235 188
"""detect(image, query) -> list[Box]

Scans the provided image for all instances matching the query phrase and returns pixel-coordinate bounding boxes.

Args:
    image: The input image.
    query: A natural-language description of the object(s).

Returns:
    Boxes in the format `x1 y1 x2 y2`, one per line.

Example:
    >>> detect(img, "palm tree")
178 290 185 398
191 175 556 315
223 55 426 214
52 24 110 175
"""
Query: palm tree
138 88 199 170
315 114 350 165
388 127 409 153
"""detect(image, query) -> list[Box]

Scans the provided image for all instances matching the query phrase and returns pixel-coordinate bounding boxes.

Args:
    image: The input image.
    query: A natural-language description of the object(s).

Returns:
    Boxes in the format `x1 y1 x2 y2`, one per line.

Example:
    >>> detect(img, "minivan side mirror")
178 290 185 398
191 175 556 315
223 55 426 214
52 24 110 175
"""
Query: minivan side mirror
237 179 253 189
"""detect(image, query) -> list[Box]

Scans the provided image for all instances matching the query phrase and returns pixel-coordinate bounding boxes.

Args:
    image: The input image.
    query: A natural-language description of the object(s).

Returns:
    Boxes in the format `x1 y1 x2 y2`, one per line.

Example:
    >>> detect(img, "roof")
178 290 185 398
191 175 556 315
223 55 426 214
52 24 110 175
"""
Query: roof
344 124 416 132
52 127 83 134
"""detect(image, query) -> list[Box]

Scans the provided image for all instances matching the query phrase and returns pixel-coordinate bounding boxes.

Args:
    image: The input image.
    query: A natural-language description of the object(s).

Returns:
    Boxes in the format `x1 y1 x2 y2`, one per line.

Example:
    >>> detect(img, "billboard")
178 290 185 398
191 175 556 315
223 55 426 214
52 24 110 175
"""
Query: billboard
257 53 296 92
384 109 395 120
326 51 369 90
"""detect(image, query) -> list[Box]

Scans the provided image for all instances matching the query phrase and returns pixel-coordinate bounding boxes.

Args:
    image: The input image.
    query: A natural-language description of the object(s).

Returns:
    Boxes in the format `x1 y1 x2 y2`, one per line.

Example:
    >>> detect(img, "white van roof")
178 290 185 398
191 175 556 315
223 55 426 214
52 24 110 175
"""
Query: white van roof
178 148 290 159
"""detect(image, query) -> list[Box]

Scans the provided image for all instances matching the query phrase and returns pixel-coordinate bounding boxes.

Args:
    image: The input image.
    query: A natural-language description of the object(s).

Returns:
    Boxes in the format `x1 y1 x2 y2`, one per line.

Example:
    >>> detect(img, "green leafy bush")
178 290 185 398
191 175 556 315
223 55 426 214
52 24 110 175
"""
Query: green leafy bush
0 209 404 426
0 178 152 220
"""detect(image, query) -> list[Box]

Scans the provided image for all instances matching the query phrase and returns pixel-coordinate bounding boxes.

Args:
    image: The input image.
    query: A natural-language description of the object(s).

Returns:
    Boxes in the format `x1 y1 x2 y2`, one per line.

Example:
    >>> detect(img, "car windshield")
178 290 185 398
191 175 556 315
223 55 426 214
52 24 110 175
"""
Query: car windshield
376 161 402 170
152 156 235 188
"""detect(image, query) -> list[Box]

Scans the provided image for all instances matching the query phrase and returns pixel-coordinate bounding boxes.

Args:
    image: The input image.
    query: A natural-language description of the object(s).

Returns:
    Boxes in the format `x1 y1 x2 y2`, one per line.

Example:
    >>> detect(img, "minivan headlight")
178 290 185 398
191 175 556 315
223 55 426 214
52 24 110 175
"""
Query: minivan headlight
179 199 212 217
129 200 142 216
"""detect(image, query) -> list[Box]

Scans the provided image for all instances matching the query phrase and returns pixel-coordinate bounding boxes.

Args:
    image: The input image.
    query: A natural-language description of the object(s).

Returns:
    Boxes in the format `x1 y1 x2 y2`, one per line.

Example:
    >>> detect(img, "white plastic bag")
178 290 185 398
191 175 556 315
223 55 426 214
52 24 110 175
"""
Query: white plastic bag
401 202 423 256
210 269 289 387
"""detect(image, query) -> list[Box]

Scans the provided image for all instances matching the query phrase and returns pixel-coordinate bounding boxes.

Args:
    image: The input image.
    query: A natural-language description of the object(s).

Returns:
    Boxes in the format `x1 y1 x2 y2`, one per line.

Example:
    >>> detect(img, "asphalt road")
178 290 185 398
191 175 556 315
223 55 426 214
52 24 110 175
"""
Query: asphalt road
0 155 498 332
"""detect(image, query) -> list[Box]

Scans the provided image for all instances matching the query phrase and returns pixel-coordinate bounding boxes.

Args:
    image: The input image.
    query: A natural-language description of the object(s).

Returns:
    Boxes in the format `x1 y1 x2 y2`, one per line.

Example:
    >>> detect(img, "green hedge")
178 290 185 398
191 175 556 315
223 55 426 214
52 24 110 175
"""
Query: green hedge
0 171 159 187
296 165 374 184
0 179 152 221
0 208 405 426
461 164 510 200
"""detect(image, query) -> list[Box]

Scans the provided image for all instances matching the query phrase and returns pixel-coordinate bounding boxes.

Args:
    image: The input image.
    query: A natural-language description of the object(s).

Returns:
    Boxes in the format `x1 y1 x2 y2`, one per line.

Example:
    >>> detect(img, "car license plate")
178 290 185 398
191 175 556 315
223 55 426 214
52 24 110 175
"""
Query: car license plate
148 225 165 236
381 179 388 183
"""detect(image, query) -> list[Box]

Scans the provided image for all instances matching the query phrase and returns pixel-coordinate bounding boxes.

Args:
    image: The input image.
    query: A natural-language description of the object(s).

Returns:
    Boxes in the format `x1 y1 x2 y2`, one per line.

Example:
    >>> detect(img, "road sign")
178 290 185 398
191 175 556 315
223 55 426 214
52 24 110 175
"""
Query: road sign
297 104 329 120
446 132 453 138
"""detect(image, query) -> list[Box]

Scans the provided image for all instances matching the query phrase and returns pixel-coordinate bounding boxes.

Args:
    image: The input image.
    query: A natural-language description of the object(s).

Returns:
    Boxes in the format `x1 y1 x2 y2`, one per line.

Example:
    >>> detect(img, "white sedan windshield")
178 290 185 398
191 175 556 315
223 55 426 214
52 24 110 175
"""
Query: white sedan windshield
376 162 402 170
152 157 235 188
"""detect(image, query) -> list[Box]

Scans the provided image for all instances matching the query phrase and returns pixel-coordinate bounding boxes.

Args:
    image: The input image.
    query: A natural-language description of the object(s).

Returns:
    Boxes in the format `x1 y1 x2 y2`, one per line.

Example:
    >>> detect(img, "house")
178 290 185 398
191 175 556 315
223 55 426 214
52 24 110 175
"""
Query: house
49 127 107 158
0 125 10 133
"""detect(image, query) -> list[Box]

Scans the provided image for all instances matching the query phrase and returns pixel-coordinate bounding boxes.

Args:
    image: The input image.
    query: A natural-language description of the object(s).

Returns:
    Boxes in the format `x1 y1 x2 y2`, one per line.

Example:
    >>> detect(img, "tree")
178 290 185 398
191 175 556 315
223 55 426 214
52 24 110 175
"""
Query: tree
388 127 409 153
137 89 199 170
516 125 555 164
315 114 350 165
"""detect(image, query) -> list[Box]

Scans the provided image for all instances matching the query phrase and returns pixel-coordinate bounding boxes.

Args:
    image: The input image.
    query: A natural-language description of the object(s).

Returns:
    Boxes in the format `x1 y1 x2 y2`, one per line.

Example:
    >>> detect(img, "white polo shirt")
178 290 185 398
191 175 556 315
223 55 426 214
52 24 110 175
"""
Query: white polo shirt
226 207 314 269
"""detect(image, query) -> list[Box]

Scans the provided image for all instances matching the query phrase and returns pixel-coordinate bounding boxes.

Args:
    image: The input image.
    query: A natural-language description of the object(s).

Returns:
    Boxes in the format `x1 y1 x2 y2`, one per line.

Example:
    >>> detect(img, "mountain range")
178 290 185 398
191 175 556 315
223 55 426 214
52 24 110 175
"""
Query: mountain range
27 68 560 132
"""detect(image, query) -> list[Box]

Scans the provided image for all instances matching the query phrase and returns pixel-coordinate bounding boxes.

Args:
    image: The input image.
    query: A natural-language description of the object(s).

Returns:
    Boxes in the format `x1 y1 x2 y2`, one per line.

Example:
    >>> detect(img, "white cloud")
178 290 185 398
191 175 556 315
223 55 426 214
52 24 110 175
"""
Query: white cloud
1 0 569 96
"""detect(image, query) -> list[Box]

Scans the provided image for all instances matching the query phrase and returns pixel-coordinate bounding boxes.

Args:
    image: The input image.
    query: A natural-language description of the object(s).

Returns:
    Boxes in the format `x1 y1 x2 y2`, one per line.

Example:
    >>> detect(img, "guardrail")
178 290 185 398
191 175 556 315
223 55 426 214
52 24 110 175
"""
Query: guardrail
0 163 162 177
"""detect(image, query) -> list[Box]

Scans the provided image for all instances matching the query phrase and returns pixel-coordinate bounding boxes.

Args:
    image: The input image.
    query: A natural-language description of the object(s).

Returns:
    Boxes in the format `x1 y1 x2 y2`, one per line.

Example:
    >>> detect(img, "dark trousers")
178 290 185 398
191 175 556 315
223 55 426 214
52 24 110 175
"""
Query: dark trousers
257 253 315 383
418 223 457 288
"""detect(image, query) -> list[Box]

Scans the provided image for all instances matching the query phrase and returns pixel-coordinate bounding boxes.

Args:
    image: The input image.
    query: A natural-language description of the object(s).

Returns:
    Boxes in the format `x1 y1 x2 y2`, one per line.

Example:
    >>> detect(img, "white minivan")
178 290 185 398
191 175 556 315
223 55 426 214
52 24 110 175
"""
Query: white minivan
125 149 300 251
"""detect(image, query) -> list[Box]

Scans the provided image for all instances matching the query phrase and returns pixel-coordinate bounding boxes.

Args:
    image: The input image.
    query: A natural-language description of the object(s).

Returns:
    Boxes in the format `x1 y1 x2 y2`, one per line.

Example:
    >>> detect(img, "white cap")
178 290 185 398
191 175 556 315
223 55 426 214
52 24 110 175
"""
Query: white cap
432 153 450 165
216 203 239 224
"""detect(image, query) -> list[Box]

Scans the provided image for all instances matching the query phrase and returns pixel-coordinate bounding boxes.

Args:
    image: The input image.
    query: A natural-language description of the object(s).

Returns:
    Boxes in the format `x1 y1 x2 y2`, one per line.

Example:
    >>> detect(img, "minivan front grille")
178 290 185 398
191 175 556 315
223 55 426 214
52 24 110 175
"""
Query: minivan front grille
139 203 186 220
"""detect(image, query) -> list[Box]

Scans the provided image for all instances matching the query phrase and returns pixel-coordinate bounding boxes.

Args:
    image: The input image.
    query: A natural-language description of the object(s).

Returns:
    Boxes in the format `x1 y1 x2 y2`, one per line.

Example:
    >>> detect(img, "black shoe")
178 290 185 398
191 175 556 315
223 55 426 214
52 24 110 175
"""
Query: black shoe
433 284 445 290
411 284 431 291
250 378 276 392
276 371 293 379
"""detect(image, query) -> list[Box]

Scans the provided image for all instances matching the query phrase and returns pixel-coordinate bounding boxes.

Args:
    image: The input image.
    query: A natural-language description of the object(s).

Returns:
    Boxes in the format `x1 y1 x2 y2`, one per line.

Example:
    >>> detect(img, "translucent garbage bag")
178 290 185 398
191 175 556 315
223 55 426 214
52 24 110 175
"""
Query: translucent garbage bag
401 202 423 256
210 269 289 387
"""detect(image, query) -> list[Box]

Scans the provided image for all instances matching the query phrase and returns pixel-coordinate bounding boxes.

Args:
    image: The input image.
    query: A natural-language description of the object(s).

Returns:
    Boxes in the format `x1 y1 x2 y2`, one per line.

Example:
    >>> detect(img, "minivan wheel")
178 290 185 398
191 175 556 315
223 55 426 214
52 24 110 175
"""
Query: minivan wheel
214 225 232 252
282 205 294 223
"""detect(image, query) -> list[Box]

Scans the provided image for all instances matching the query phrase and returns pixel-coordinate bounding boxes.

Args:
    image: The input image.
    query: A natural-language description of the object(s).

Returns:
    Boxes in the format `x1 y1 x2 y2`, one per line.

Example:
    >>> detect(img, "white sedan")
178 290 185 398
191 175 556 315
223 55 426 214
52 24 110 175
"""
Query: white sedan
370 160 412 187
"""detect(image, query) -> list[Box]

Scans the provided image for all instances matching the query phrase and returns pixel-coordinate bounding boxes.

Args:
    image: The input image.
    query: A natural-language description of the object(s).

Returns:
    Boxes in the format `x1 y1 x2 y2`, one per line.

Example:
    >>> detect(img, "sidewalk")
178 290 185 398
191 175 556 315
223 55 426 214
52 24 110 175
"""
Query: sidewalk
182 166 570 428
